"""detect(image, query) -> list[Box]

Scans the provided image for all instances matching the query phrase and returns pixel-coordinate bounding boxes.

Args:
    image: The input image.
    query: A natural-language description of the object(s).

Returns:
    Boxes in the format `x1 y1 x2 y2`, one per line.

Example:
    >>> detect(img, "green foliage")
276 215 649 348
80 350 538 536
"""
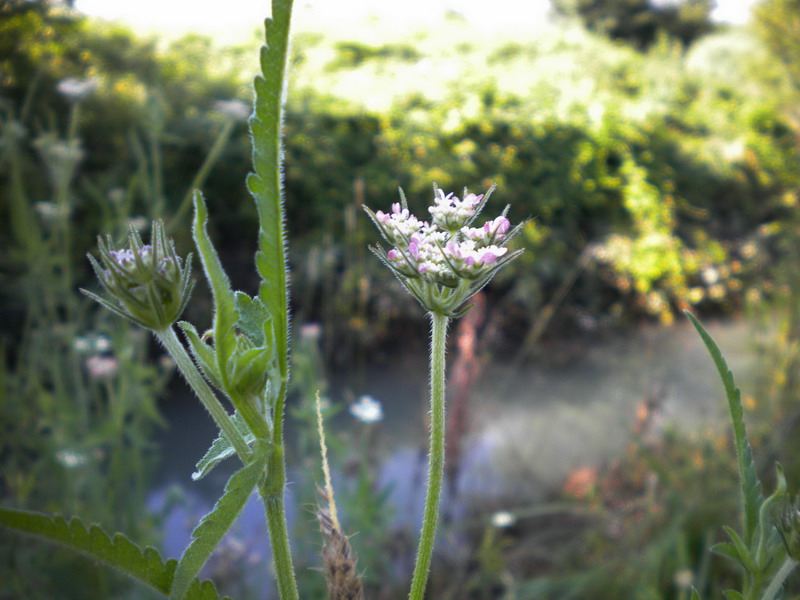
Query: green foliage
191 412 255 482
169 451 266 600
686 313 800 600
192 192 239 395
0 508 227 600
553 0 716 49
327 41 422 70
753 0 800 91
686 312 762 544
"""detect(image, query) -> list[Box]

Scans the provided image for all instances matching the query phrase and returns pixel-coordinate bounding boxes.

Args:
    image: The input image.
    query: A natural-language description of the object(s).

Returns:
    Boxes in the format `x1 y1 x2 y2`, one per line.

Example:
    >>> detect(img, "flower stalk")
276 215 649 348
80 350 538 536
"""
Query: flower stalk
366 185 522 598
409 311 449 600
156 326 251 461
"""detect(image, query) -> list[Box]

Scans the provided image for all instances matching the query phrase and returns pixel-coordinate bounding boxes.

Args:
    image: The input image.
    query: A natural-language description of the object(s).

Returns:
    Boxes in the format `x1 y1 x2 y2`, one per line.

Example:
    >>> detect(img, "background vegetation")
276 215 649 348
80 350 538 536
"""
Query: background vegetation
4 0 800 597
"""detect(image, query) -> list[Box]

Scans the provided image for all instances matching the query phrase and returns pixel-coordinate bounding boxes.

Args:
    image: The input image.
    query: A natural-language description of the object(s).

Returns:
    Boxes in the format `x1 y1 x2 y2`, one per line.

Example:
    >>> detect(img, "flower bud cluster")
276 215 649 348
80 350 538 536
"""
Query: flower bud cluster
83 221 194 331
428 188 483 231
366 185 523 316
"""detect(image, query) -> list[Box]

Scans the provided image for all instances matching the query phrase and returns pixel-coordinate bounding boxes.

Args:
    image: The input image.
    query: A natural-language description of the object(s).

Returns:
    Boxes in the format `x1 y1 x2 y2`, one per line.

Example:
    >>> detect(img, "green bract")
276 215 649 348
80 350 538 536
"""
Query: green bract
83 220 194 331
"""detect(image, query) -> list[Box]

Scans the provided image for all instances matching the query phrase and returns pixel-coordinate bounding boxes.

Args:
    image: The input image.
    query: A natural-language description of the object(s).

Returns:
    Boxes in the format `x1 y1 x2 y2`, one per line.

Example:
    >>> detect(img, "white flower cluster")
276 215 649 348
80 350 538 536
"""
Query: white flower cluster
366 184 522 315
374 192 510 285
428 188 482 231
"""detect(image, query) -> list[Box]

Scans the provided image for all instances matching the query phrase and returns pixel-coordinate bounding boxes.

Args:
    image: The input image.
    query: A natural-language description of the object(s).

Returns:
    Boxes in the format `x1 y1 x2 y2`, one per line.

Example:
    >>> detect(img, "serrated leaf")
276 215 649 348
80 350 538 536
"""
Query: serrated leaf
234 292 271 347
170 448 266 600
193 412 255 481
686 312 763 546
247 0 292 381
179 321 224 391
192 191 239 396
0 508 227 599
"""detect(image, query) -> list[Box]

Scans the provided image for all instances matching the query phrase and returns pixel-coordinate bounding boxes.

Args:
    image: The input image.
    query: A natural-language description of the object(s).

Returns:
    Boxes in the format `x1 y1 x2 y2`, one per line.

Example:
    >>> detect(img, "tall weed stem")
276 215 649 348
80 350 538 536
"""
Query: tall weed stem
409 311 449 600
155 326 250 460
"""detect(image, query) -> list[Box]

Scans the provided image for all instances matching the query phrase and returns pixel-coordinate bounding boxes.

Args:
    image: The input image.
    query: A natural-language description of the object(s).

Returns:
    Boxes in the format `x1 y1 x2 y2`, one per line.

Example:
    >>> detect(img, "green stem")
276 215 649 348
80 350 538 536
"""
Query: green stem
258 380 299 600
409 311 449 600
171 120 235 231
759 556 798 600
155 326 251 460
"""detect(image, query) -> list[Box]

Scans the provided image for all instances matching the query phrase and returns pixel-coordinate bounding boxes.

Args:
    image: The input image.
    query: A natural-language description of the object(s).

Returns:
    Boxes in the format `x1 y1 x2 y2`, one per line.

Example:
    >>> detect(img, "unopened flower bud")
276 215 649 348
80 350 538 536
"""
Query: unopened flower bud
82 220 195 331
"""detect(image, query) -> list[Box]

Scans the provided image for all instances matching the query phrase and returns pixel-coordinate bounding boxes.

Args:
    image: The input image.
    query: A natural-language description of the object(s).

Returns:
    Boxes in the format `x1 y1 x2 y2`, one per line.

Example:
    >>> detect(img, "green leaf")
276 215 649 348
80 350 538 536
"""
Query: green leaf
713 541 749 570
247 0 293 381
193 412 255 481
686 311 763 546
721 525 758 573
192 191 238 395
179 321 224 391
0 508 226 599
690 588 702 600
723 591 745 600
170 448 266 600
234 292 271 347
755 464 788 568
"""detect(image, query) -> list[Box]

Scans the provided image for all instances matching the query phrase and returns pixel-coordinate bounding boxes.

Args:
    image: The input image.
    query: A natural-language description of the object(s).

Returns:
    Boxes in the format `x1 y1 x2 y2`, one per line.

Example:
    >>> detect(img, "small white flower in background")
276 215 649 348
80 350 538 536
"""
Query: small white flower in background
350 394 383 423
214 99 251 122
34 201 71 223
85 355 119 381
128 216 149 231
107 187 126 205
673 569 693 589
73 333 112 354
490 510 516 528
57 77 99 101
94 334 112 353
73 336 91 353
159 355 176 370
299 322 322 342
55 449 90 468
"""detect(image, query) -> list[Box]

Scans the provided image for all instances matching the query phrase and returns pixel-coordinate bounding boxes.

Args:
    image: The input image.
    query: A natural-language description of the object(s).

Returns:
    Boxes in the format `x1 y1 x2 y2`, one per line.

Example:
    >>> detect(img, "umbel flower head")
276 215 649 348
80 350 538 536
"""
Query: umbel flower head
82 221 194 331
365 184 524 316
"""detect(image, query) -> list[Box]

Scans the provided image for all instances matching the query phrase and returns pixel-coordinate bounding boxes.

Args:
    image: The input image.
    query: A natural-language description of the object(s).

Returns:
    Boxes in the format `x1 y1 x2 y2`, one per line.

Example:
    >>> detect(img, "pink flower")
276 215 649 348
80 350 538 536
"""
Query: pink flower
85 356 119 380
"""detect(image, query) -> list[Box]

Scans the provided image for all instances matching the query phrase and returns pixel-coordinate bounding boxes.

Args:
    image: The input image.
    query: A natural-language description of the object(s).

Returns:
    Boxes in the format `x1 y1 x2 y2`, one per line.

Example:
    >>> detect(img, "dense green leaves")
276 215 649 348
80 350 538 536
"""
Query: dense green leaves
0 508 227 600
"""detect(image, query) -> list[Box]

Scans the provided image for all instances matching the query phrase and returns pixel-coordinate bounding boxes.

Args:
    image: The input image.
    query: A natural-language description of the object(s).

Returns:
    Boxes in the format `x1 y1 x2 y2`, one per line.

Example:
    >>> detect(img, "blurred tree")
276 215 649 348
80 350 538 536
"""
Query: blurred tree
754 0 800 91
552 0 717 49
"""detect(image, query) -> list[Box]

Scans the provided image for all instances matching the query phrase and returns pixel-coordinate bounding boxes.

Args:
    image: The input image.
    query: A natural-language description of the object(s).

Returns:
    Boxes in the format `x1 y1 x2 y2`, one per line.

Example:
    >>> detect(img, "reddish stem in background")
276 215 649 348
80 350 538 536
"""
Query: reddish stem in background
446 291 487 491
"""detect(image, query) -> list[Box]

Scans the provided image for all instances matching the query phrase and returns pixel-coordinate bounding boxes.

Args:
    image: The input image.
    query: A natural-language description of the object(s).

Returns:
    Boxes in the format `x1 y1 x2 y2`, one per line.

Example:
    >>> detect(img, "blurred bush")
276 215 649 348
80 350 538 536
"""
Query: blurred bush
3 1 800 353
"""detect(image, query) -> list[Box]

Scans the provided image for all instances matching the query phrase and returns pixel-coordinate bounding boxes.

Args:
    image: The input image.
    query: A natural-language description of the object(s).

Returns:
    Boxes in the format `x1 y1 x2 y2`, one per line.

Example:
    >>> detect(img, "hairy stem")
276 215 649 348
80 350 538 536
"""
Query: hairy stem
759 556 798 600
409 311 449 600
156 326 251 460
258 380 299 600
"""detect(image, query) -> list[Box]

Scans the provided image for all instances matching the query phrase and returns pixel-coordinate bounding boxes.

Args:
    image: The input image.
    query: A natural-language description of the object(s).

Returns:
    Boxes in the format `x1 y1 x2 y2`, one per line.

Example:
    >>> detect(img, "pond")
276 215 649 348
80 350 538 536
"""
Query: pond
148 317 757 597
